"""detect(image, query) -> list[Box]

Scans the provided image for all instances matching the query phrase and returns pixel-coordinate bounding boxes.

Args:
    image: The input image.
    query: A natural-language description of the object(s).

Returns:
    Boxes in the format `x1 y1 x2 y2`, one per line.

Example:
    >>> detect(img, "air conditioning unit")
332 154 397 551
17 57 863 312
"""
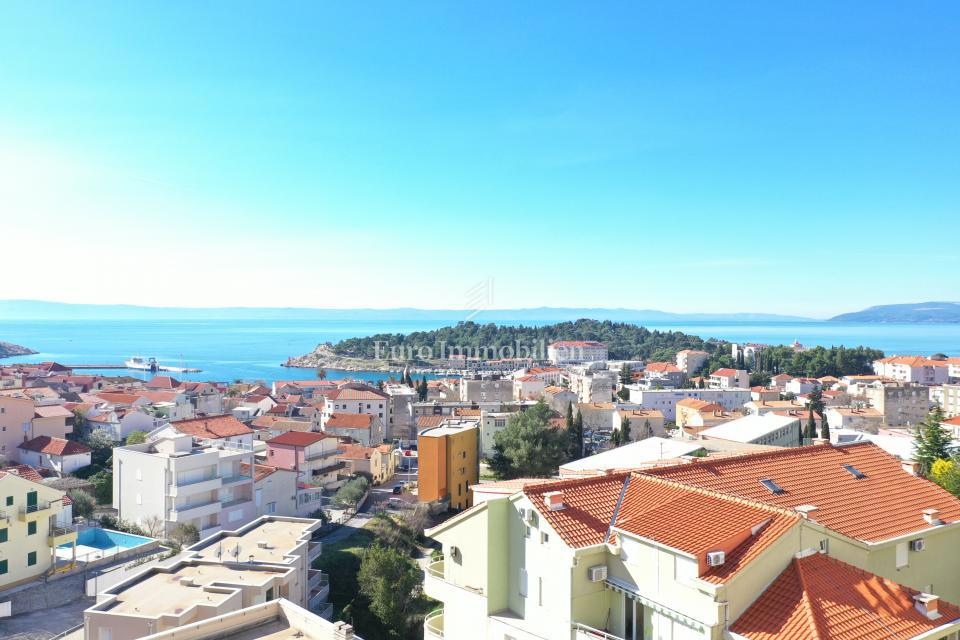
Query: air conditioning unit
588 565 607 582
910 539 926 552
518 507 529 520
706 551 726 567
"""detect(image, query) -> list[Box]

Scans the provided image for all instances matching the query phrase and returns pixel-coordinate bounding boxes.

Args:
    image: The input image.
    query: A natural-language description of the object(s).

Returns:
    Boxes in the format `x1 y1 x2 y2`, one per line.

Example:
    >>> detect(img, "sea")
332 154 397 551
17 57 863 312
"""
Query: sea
0 318 958 385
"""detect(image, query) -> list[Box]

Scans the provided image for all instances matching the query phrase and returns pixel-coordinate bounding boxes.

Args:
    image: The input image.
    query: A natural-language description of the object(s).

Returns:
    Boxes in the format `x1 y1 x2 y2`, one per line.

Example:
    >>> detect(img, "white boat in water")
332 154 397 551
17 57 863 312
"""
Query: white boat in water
125 356 159 371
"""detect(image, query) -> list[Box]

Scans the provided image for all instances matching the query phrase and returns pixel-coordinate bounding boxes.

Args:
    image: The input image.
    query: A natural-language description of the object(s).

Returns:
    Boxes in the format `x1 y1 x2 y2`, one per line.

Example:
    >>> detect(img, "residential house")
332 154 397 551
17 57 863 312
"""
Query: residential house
542 386 578 415
709 368 749 389
612 409 665 441
266 431 345 492
424 441 960 640
418 420 479 511
825 406 884 433
675 349 709 376
17 436 91 474
321 413 383 446
865 380 932 428
317 385 390 434
245 463 300 518
785 377 821 396
336 443 393 485
113 423 256 539
383 382 417 440
0 468 77 589
640 362 685 388
627 388 752 421
480 411 512 459
513 375 547 401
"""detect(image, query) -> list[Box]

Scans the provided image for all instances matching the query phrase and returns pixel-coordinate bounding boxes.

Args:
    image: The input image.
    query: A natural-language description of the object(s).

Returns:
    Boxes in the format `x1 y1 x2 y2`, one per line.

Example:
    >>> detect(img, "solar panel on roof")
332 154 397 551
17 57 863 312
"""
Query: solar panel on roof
842 464 866 479
759 478 785 494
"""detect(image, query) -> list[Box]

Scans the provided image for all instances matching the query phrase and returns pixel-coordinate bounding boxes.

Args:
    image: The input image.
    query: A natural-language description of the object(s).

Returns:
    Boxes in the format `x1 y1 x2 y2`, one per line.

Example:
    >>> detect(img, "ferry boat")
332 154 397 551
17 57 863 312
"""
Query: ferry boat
124 356 159 372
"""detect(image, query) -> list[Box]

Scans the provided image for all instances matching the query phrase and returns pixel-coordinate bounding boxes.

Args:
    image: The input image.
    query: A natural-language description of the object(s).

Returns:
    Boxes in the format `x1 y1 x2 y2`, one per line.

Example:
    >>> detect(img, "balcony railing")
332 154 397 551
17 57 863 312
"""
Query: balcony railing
19 501 53 521
305 448 344 462
427 559 444 579
220 497 253 509
424 608 444 638
308 541 323 562
220 474 253 485
171 498 220 520
308 569 329 591
572 623 625 640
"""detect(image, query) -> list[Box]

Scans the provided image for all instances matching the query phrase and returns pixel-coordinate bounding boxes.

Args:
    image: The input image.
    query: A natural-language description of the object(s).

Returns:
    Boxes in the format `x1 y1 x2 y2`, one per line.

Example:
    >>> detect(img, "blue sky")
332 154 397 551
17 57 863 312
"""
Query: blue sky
0 2 957 317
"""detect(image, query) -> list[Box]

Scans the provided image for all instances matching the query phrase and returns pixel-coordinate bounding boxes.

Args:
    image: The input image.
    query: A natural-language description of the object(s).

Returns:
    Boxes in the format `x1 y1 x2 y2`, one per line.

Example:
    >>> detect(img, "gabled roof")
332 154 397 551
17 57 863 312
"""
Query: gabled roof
18 436 91 456
267 431 332 447
145 375 181 389
326 387 388 401
647 442 960 542
170 415 252 439
711 368 741 377
731 552 960 640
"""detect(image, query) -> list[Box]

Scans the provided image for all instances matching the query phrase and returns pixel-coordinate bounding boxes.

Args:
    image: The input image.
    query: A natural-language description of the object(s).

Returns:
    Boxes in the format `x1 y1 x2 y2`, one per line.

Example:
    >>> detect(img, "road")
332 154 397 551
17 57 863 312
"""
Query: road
318 470 418 545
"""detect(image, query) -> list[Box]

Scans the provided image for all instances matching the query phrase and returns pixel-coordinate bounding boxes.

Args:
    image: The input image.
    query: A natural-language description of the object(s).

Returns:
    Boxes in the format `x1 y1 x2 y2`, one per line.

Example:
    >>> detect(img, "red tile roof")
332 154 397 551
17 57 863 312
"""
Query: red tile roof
145 375 181 389
171 415 252 439
524 473 629 548
731 552 960 640
326 387 388 401
711 368 741 377
267 431 332 447
0 463 45 483
18 436 91 456
549 341 605 348
648 442 960 542
325 413 375 429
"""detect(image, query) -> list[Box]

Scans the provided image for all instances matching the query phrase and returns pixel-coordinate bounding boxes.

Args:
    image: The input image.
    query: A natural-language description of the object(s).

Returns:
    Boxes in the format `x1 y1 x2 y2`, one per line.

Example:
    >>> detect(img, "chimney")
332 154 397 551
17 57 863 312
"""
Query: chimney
914 593 941 620
543 491 566 511
812 438 828 445
902 461 920 476
923 508 942 526
794 505 819 521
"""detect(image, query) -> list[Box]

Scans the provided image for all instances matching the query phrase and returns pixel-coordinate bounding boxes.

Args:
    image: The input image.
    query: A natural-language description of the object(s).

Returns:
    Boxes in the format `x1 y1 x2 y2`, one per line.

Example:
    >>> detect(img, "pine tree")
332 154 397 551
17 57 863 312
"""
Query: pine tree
618 415 632 446
565 403 574 432
819 414 830 441
915 406 951 477
620 364 633 387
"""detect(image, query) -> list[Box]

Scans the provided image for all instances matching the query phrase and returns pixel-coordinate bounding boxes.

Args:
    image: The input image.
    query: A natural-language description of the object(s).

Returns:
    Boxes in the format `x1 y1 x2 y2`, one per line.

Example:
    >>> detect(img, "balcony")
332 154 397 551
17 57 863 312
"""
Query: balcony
19 501 53 522
424 609 444 639
220 474 253 486
572 623 625 640
168 476 222 497
423 559 485 603
308 541 323 563
220 496 253 509
48 525 78 547
305 448 344 462
309 569 330 602
170 498 221 521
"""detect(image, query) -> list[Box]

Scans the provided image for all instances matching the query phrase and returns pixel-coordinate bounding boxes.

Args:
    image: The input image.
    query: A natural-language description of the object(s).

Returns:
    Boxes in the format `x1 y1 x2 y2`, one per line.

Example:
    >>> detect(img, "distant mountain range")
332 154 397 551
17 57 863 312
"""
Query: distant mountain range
0 300 813 323
831 302 960 323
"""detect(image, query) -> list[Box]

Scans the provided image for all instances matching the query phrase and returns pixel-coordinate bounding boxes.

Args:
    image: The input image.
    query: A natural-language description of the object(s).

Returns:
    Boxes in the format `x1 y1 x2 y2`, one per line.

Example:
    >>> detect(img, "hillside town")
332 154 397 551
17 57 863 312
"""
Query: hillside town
1 339 960 639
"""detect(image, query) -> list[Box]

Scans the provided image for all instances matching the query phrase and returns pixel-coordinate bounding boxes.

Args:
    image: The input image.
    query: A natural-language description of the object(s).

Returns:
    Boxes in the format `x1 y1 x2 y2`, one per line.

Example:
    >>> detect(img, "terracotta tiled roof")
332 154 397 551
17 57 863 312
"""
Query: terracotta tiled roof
337 444 376 460
473 478 556 495
326 387 388 401
549 341 605 348
647 442 960 542
417 416 446 429
93 392 142 405
0 463 45 483
171 415 252 439
453 408 481 417
524 473 630 548
711 368 740 377
731 552 960 640
18 436 91 456
644 362 681 374
676 398 723 412
267 431 332 446
145 375 181 389
325 413 374 429
240 462 281 482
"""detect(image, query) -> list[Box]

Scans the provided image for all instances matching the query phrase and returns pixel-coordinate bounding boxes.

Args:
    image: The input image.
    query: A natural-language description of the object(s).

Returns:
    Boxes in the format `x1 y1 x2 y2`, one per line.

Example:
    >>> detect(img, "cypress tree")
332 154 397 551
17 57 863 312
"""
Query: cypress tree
803 409 818 442
568 410 584 460
620 415 631 445
915 406 951 477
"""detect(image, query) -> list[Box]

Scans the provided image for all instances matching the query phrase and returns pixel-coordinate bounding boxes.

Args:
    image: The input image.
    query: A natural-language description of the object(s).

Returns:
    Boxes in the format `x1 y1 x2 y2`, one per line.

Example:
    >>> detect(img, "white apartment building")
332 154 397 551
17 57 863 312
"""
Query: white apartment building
707 368 749 389
675 349 708 375
547 340 608 365
113 420 257 539
316 385 390 432
627 387 752 421
873 356 950 385
942 383 960 418
383 382 417 440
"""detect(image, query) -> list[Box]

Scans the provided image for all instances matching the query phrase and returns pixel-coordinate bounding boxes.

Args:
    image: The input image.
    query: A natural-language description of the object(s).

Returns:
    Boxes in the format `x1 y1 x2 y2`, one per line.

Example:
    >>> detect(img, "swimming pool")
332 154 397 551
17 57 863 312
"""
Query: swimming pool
60 527 155 551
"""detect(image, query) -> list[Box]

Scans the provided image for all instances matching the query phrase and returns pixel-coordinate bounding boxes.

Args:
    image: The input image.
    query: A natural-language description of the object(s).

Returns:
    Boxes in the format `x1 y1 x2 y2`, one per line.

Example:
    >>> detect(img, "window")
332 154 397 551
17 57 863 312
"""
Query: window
27 551 37 566
759 478 785 494
540 531 549 544
0 527 7 543
4 496 11 506
28 521 37 536
896 542 909 568
136 468 142 481
0 560 6 574
820 538 829 554
267 501 277 514
519 568 528 597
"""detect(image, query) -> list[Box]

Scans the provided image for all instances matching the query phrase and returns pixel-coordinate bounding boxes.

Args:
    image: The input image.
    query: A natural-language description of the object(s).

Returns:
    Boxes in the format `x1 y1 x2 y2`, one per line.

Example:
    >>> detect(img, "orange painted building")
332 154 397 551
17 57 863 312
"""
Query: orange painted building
417 420 479 510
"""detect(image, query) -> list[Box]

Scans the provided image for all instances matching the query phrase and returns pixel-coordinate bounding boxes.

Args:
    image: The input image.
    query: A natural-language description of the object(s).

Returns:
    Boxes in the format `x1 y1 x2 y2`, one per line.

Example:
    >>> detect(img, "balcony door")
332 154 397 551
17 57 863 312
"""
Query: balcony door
623 595 644 640
26 490 37 512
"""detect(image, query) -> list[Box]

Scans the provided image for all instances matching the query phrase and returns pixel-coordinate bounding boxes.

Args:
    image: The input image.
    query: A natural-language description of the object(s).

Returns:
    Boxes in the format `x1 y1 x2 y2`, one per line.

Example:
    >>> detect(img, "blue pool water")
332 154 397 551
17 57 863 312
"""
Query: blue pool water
61 528 155 550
